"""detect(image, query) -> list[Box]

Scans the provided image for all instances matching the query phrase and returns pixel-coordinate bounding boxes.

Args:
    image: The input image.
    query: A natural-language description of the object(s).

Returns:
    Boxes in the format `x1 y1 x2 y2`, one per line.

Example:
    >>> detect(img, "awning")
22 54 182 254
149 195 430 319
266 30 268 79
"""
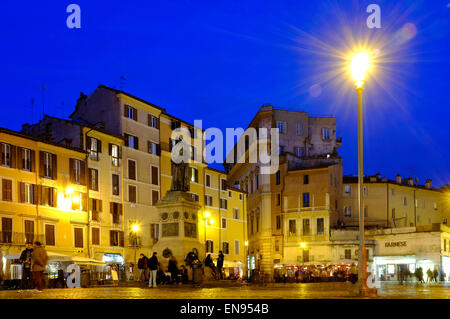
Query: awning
5 252 104 265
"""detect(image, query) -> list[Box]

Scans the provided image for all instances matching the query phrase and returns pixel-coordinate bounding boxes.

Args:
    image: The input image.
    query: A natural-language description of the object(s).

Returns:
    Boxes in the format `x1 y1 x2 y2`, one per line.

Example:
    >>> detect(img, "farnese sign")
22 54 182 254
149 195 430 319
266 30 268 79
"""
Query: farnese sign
385 241 407 247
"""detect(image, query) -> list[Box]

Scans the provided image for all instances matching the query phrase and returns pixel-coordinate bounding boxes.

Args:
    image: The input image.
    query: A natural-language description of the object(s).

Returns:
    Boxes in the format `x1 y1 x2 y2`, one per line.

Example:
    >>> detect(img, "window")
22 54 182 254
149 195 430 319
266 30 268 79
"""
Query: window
125 133 139 150
317 218 324 235
24 220 34 244
110 230 124 247
403 197 407 206
190 193 199 202
275 240 280 252
2 179 12 201
109 143 121 166
1 217 12 243
239 194 243 201
220 198 227 209
21 148 32 171
275 170 281 185
89 168 99 191
363 186 367 196
233 208 240 220
303 249 309 263
124 105 137 121
206 240 214 253
19 182 35 204
302 193 310 208
391 188 395 196
74 227 83 248
92 228 100 245
256 215 259 232
235 240 240 255
128 185 137 203
71 192 84 211
344 206 351 217
91 199 102 221
70 158 84 184
205 195 213 206
110 202 122 224
322 128 330 140
112 174 120 195
303 219 310 236
222 242 229 254
151 224 159 241
171 120 181 130
289 220 296 235
221 218 227 229
364 206 368 218
276 193 281 206
151 166 159 185
295 147 304 158
45 224 55 246
148 115 159 128
128 160 136 180
40 151 56 179
344 185 351 195
345 249 351 260
190 167 198 183
152 190 159 205
148 141 159 155
303 175 309 185
308 127 312 139
296 123 302 135
205 174 211 187
228 191 232 198
41 186 56 207
255 175 259 190
221 179 227 191
276 215 281 230
87 137 101 161
276 121 285 134
1 143 12 167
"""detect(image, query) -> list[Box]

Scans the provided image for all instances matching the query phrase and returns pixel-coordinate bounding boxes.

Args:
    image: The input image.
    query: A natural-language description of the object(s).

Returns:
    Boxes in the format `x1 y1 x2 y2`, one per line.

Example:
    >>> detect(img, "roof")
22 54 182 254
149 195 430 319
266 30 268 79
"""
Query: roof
342 175 441 192
0 127 86 154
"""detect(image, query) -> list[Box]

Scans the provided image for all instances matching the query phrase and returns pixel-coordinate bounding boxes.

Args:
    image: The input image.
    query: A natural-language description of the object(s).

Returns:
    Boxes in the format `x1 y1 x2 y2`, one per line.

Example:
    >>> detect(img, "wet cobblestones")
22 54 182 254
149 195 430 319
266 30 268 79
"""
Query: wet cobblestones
1 282 450 299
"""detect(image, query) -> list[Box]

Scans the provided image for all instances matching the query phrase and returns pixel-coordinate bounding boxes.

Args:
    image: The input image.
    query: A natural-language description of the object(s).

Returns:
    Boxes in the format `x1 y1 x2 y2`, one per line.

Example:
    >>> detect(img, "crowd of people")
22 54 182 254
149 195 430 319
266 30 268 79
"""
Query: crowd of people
136 249 231 288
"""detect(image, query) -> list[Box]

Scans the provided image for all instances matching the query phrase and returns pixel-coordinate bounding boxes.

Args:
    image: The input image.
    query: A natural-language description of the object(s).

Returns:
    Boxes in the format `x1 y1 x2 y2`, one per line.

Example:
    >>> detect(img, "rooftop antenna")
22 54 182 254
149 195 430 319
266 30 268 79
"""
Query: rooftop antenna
41 84 47 120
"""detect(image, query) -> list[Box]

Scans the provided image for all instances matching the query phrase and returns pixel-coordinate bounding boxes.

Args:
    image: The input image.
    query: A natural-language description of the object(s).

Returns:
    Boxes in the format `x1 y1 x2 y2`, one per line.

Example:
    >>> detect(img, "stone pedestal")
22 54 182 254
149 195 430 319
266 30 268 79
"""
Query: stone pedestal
152 191 204 268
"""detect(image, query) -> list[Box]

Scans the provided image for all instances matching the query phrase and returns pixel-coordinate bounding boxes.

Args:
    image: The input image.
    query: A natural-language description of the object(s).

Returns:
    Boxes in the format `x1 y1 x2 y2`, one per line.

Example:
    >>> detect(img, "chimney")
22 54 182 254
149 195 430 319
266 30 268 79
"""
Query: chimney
407 177 414 186
396 174 401 184
376 173 381 180
425 179 432 189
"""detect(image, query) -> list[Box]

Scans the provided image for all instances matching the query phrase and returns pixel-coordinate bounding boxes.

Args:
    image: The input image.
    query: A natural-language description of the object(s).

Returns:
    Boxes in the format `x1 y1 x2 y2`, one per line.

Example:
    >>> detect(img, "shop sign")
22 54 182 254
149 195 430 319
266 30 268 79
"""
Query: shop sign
385 241 407 248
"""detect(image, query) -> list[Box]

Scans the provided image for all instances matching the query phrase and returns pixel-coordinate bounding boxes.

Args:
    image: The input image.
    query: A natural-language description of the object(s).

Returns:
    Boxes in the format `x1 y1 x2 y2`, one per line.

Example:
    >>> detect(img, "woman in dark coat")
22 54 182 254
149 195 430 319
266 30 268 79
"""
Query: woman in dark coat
168 255 179 283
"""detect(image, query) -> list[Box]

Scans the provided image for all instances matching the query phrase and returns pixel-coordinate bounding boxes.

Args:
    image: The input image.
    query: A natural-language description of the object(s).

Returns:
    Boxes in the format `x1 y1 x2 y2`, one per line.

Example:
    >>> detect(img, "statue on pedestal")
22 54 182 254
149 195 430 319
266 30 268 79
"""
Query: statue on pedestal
170 137 191 192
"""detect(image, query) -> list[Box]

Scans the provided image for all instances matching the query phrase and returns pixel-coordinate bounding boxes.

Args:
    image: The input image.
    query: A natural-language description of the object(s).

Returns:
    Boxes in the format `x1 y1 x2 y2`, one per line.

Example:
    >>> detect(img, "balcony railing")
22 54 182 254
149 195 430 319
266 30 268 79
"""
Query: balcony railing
0 232 45 245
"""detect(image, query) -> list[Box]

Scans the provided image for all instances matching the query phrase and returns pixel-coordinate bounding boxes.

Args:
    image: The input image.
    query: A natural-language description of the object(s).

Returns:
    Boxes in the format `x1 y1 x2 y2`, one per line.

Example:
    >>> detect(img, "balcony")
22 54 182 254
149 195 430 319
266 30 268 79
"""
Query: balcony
0 232 45 245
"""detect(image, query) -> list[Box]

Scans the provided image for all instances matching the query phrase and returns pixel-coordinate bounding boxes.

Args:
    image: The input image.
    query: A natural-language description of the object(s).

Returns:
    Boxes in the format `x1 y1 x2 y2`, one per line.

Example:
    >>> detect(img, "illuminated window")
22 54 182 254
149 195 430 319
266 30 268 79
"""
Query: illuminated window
344 185 351 195
289 220 296 235
322 128 330 140
296 123 302 135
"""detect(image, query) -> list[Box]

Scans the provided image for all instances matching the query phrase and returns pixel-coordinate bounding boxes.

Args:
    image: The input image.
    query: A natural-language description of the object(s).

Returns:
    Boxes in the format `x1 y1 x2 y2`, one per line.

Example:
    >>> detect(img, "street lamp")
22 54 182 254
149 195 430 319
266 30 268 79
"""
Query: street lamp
350 52 375 296
131 223 139 271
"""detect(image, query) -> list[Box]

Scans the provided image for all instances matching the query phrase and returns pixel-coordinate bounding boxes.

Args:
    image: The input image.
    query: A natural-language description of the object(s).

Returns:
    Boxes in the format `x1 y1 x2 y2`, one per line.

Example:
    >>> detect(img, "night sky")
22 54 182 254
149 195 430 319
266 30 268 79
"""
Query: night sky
0 1 449 186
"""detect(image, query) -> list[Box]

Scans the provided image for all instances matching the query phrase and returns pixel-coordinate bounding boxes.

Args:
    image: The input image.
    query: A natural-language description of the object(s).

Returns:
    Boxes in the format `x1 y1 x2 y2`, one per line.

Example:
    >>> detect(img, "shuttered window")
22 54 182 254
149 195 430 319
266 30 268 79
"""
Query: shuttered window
74 227 83 248
89 168 98 191
148 115 160 128
128 185 137 203
69 158 85 185
110 202 122 224
2 179 12 201
112 174 120 195
152 190 159 206
91 198 102 221
124 105 137 121
128 160 136 180
45 224 55 246
24 220 34 243
1 217 12 243
40 152 57 180
151 166 159 185
92 228 100 245
19 148 33 171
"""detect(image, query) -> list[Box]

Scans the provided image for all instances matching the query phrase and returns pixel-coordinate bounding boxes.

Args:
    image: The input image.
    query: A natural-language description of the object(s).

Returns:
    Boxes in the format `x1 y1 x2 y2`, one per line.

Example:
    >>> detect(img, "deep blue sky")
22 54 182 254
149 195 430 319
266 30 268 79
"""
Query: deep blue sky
0 1 449 186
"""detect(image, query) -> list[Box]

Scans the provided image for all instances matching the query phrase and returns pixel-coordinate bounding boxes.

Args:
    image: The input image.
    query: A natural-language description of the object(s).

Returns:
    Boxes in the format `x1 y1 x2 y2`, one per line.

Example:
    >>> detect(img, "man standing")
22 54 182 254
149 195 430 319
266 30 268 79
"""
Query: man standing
31 241 48 292
217 250 224 280
148 252 158 288
19 242 34 290
137 254 148 282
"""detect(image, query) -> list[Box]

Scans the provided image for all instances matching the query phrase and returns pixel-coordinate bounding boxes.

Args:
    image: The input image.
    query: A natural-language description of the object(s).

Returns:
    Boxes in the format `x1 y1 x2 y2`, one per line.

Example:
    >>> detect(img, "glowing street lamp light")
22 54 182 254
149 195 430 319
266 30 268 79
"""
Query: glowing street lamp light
131 224 139 233
349 51 375 296
300 242 307 249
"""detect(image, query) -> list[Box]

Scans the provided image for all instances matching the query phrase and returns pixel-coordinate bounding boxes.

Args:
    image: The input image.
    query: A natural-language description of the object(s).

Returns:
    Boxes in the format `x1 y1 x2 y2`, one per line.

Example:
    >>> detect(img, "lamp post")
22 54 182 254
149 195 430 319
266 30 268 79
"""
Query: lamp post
350 52 375 296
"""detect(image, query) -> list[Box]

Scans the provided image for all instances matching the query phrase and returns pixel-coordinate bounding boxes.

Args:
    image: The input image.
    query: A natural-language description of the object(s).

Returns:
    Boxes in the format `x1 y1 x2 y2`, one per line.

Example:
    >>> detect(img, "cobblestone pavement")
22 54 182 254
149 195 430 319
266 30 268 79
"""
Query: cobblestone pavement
1 282 450 299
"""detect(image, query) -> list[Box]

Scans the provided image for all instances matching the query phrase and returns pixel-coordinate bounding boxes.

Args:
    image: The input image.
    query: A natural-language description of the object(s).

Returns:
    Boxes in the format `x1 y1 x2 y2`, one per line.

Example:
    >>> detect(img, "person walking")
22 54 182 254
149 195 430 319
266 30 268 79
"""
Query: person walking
415 267 424 283
31 241 48 292
137 254 148 282
148 252 158 288
217 251 224 280
18 242 34 291
168 255 179 284
433 267 439 283
426 268 433 283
